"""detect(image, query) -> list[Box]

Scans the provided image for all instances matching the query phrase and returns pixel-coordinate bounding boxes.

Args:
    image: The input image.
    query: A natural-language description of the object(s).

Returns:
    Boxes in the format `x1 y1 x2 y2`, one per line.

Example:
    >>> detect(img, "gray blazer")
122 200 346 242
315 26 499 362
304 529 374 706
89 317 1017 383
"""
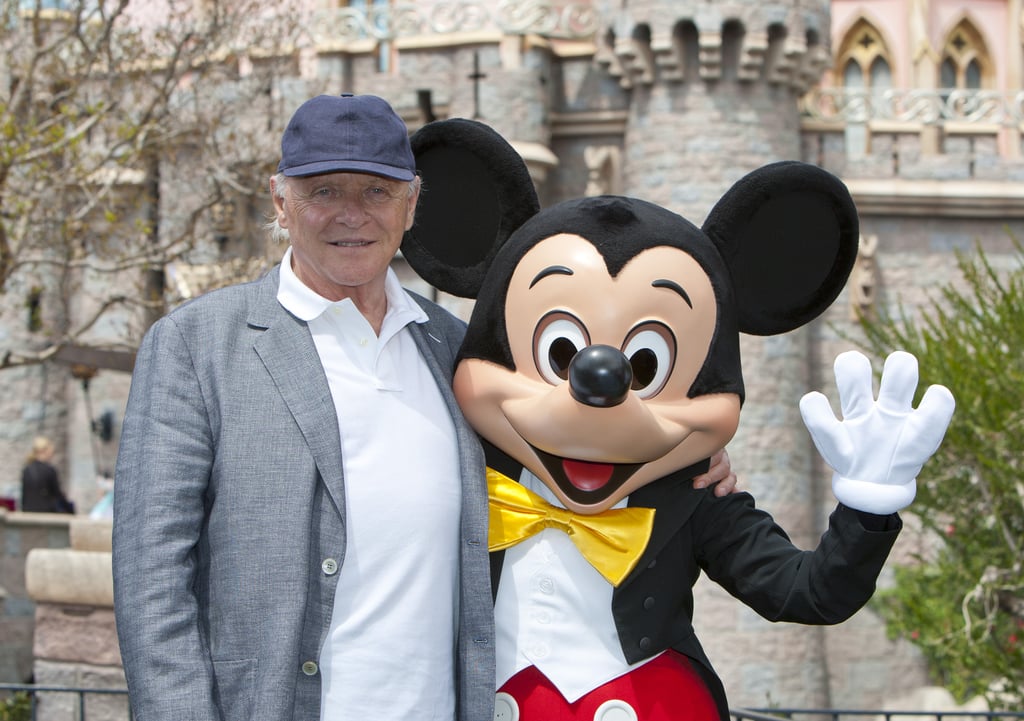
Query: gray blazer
112 266 494 721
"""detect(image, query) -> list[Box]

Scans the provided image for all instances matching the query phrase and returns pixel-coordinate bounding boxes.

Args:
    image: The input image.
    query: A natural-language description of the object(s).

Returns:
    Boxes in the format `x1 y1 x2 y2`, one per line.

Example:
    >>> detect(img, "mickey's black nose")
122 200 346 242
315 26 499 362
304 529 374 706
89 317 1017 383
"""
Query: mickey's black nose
568 344 633 408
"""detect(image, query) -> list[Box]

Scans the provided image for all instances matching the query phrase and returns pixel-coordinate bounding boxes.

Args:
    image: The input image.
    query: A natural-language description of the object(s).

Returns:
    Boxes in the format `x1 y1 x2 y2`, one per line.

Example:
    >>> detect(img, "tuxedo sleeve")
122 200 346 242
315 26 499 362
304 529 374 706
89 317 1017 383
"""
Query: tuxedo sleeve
692 492 901 624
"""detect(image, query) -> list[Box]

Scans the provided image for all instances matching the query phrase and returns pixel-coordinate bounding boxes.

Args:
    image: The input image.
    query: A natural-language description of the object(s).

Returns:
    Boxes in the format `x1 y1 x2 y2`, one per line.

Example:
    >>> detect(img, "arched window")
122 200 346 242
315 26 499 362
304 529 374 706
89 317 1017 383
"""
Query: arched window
834 19 892 157
844 59 863 88
940 58 956 88
870 56 892 89
941 19 992 89
672 20 700 83
835 18 892 92
721 19 745 81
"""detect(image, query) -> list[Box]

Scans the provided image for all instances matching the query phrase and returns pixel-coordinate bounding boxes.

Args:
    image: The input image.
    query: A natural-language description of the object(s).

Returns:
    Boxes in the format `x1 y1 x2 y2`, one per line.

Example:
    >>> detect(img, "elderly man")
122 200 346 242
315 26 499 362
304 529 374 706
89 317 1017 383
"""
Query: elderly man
113 93 496 721
112 93 735 721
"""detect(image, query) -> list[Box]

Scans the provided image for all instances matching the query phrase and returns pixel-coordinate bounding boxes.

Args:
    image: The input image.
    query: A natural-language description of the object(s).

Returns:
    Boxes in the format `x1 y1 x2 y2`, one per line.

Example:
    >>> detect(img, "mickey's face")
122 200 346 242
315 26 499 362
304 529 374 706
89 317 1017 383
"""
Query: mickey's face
409 122 856 515
453 233 741 514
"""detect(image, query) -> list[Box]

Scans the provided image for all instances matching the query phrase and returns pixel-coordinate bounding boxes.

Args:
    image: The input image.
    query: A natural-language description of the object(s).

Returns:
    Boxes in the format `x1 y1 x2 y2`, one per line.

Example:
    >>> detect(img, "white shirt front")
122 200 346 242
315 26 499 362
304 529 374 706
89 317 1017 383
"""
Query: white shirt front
277 250 462 721
493 468 659 702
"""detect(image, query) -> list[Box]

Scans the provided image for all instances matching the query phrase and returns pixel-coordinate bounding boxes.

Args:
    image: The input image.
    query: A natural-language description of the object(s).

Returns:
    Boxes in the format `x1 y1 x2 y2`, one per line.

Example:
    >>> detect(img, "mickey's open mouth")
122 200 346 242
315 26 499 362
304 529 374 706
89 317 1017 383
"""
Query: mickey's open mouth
532 447 643 505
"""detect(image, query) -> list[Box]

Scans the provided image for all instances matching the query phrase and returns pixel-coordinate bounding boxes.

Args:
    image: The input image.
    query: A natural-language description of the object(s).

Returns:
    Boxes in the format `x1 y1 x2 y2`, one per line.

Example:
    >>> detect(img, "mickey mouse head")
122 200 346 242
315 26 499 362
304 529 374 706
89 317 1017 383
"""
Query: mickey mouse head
402 119 859 514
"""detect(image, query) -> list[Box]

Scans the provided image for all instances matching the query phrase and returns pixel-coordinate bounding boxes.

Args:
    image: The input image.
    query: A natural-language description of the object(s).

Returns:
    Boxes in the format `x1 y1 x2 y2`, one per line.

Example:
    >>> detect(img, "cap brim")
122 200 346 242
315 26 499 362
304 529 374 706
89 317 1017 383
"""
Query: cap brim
281 159 415 181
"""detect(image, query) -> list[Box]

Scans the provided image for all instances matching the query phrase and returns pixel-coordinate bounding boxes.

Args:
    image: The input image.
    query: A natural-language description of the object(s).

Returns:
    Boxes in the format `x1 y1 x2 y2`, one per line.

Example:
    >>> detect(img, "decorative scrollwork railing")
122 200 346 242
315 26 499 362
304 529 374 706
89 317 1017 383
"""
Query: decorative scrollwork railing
802 88 1024 126
309 0 600 44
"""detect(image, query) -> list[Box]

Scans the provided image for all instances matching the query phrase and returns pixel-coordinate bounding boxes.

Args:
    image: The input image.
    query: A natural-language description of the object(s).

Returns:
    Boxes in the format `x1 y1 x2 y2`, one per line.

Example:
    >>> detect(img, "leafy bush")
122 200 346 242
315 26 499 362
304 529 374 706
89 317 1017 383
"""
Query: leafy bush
857 240 1023 709
0 691 31 721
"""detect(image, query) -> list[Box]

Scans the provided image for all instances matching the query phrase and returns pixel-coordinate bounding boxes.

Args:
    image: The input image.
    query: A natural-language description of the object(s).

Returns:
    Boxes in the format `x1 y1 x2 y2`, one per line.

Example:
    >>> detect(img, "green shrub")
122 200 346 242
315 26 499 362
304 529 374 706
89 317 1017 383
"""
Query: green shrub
0 691 32 721
857 240 1024 709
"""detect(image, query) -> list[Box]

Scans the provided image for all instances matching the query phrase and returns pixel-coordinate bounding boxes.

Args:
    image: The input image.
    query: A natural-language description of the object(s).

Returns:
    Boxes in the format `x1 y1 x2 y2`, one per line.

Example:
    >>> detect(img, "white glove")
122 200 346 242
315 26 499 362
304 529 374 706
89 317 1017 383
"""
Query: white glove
799 350 955 515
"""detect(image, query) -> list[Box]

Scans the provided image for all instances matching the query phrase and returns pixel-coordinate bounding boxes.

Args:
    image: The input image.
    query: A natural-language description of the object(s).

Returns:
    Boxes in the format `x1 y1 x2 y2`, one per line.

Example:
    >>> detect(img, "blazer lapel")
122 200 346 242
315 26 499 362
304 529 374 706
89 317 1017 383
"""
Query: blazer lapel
407 317 488 514
407 320 458 418
249 267 348 515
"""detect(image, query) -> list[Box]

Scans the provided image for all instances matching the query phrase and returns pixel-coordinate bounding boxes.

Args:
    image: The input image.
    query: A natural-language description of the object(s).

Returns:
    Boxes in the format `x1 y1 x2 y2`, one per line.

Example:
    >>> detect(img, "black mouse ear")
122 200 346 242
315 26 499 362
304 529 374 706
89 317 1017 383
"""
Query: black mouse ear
401 118 540 298
702 161 859 336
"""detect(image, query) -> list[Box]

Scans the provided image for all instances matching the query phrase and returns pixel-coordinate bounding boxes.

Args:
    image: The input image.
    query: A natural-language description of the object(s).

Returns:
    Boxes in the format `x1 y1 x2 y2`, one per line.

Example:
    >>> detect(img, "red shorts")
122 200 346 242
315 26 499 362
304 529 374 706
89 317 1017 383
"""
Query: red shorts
496 650 719 721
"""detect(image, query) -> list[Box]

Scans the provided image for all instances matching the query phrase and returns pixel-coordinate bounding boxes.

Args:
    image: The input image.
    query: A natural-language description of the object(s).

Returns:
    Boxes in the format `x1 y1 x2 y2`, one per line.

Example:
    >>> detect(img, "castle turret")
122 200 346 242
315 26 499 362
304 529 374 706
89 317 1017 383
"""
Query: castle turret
600 0 830 215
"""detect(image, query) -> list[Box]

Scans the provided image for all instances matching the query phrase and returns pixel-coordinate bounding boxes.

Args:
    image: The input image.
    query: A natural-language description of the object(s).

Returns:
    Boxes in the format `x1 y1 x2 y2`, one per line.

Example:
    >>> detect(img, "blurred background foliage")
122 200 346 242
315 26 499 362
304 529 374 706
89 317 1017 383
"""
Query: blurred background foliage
857 239 1023 709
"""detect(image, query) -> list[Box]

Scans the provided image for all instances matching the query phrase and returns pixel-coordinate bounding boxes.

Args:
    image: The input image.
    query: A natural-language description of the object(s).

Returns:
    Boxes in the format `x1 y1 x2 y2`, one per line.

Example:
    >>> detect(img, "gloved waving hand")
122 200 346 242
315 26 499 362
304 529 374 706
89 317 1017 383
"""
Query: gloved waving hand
799 350 956 516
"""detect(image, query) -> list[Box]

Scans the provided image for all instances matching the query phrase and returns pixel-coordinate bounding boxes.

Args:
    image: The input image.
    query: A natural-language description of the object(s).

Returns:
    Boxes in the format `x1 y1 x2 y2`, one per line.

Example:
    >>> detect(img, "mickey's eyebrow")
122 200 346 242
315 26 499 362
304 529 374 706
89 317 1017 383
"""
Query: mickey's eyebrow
652 279 693 308
530 265 574 288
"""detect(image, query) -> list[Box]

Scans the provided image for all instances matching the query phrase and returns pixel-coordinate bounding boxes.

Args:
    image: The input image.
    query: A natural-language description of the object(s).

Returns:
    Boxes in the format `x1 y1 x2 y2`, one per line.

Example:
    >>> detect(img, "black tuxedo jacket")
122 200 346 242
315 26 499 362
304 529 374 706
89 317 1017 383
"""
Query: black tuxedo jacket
487 443 901 720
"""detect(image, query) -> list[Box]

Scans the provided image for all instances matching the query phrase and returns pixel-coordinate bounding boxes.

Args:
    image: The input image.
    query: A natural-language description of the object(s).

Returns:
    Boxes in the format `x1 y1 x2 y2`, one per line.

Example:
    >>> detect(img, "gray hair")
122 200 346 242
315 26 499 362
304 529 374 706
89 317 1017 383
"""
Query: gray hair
265 172 422 244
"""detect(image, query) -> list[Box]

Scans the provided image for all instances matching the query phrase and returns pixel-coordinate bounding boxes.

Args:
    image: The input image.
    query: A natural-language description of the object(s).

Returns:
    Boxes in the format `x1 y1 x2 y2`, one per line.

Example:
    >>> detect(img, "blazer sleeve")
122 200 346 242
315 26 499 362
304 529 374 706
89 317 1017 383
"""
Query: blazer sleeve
692 492 901 625
112 314 221 719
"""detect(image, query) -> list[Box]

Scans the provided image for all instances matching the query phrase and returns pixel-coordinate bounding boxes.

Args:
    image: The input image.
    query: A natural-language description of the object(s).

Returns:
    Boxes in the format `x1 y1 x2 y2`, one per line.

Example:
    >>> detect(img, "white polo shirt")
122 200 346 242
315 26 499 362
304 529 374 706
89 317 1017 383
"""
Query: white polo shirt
277 250 462 721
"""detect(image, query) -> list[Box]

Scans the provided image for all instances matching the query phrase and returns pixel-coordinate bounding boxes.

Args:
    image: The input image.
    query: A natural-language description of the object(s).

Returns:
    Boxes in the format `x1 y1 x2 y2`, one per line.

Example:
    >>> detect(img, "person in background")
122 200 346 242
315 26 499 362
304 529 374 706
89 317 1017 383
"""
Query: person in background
21 436 74 513
111 92 738 721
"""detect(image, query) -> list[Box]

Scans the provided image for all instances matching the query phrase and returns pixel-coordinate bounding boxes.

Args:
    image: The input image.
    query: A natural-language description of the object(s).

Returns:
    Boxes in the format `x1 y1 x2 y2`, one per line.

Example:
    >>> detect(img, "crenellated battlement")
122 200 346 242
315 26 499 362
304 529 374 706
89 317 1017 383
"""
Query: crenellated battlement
595 24 831 91
590 1 830 91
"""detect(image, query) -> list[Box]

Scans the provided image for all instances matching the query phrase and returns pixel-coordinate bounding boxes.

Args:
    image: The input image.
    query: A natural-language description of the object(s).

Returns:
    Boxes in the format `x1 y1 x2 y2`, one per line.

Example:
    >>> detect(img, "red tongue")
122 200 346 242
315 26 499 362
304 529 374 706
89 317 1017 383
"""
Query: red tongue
562 459 615 492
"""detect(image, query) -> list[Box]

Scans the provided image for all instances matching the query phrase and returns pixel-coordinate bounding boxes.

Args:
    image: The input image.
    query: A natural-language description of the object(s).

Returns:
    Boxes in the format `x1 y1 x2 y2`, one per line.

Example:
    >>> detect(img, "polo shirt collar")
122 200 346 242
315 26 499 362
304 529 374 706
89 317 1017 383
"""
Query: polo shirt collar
276 247 428 327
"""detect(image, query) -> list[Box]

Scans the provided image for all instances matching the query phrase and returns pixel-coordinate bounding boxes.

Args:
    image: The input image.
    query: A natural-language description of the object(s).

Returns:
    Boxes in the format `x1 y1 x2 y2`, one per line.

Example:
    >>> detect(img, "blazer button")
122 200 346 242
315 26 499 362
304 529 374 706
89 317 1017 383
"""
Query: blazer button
638 637 652 652
301 660 318 676
643 596 655 610
322 558 339 576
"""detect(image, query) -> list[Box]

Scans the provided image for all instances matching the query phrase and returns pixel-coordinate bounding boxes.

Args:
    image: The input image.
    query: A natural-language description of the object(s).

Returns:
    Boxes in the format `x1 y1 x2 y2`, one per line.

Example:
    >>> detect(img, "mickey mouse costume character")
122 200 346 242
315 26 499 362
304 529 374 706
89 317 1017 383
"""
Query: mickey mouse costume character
401 119 955 721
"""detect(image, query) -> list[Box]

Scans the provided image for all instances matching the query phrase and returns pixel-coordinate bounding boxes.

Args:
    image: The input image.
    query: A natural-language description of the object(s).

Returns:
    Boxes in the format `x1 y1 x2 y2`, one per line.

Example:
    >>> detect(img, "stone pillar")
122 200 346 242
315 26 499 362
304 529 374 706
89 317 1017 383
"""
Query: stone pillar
599 0 837 709
0 510 71 685
909 0 941 155
1007 0 1023 157
25 518 127 721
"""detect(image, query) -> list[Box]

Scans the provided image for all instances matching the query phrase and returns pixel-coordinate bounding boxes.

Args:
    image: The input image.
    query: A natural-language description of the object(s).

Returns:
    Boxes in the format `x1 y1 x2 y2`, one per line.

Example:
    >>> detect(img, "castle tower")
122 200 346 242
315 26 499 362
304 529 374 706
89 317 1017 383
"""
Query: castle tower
598 0 840 708
600 1 830 216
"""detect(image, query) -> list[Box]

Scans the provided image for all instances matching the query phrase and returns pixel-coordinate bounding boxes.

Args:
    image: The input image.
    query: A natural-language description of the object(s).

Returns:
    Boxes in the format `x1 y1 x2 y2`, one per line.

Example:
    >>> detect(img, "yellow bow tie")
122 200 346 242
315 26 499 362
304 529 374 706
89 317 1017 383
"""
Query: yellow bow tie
487 467 656 587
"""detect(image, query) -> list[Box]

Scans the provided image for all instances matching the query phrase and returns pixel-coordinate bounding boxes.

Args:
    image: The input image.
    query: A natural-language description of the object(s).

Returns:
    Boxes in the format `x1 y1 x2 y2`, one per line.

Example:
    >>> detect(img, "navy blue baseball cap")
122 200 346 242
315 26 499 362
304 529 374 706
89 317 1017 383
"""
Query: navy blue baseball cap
277 94 416 181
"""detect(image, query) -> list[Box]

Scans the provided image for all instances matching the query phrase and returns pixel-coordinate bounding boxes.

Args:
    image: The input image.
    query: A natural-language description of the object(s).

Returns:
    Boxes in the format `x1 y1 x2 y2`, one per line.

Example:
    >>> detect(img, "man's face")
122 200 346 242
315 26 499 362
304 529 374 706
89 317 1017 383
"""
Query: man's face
272 172 418 301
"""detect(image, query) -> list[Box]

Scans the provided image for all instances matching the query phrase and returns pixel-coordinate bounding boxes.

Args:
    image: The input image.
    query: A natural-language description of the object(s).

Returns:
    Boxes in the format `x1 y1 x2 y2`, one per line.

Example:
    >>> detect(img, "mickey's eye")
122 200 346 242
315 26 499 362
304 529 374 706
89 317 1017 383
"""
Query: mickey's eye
622 323 676 399
533 312 590 385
